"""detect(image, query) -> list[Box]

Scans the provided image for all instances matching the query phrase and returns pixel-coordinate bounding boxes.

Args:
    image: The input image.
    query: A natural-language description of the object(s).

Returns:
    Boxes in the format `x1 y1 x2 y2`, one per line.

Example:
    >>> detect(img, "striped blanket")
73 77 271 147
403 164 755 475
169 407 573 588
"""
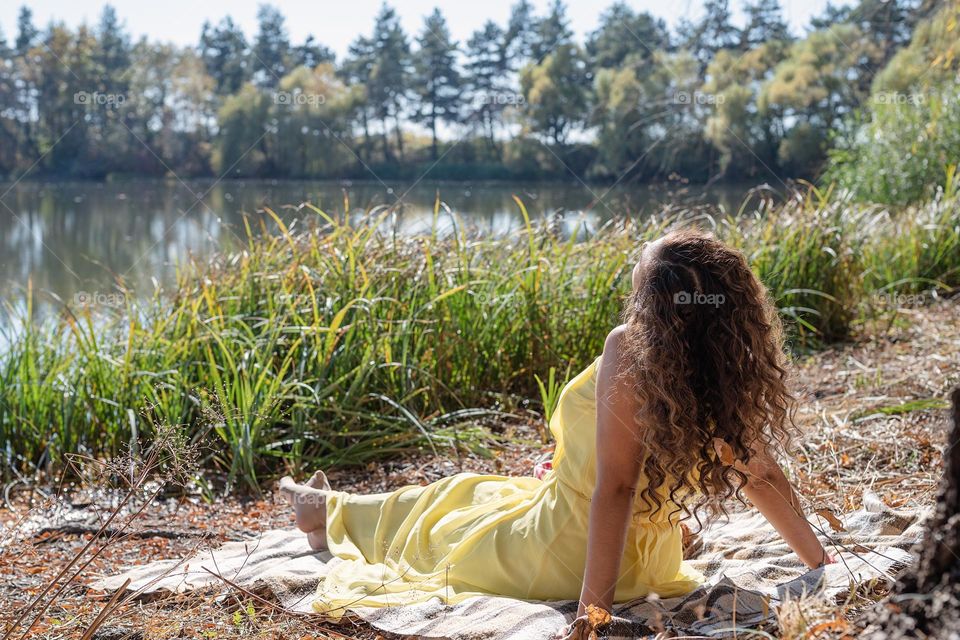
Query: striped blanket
94 493 922 639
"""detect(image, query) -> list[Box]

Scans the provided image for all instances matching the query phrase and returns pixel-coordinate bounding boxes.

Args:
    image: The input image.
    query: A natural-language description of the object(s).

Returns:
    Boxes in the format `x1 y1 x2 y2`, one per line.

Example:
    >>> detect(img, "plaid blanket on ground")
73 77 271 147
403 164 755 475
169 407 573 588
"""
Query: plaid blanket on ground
94 492 922 639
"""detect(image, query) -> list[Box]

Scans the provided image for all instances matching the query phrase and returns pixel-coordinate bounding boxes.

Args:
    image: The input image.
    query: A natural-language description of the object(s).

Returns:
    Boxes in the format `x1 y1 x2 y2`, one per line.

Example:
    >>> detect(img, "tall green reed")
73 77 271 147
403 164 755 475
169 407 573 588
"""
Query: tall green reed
1 193 957 491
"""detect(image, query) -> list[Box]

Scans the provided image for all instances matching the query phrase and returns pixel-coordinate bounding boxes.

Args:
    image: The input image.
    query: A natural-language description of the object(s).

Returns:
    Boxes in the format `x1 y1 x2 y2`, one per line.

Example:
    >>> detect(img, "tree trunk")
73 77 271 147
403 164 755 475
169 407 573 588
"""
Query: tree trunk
485 113 497 159
361 111 371 163
863 386 960 639
393 109 405 162
381 123 392 164
430 106 438 161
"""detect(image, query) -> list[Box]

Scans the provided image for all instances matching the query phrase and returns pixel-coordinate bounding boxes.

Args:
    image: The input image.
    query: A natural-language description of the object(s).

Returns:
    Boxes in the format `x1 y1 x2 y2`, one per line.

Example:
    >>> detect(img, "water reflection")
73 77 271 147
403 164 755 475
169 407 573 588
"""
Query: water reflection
0 178 759 320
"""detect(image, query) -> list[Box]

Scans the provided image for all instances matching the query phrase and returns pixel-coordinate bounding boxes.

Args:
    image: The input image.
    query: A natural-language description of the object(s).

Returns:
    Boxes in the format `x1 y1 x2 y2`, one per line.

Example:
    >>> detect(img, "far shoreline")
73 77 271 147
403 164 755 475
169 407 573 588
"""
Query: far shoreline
0 174 789 193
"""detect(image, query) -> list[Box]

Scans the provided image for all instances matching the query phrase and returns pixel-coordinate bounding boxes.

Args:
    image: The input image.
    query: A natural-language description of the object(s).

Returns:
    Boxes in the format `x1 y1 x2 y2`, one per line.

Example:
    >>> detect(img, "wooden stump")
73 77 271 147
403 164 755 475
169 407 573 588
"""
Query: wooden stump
863 387 960 639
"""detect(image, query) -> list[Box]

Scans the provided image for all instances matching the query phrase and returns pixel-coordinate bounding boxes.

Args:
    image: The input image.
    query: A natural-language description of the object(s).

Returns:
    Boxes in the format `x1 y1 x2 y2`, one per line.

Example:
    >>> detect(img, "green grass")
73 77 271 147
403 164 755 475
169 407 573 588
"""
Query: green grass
1 192 958 491
852 398 951 421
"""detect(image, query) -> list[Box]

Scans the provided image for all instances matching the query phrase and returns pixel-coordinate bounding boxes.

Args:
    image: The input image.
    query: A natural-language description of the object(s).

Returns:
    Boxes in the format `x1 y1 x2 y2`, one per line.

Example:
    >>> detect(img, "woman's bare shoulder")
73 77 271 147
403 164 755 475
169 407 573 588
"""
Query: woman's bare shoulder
599 325 630 381
605 324 628 345
603 324 628 356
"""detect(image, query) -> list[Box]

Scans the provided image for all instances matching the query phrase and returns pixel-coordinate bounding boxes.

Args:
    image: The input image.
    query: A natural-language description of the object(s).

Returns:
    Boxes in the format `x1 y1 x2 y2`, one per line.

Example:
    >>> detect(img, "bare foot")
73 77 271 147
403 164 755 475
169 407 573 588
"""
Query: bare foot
306 528 327 552
279 471 331 539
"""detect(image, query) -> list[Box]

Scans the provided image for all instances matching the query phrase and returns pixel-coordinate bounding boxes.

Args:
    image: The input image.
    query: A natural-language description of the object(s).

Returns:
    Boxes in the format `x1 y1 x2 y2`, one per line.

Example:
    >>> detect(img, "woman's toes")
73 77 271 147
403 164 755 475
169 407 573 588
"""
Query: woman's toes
306 470 331 491
278 476 297 504
278 474 328 535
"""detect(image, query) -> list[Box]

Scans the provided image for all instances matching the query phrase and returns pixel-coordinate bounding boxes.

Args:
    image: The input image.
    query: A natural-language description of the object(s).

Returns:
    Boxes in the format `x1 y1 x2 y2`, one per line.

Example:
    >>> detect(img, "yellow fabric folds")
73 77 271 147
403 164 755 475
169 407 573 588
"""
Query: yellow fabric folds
314 355 703 616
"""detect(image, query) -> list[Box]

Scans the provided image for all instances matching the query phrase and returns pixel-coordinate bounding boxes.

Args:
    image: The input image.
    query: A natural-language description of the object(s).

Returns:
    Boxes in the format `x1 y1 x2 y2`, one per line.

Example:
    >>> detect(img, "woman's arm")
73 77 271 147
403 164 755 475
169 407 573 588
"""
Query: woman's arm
736 450 832 569
576 326 644 617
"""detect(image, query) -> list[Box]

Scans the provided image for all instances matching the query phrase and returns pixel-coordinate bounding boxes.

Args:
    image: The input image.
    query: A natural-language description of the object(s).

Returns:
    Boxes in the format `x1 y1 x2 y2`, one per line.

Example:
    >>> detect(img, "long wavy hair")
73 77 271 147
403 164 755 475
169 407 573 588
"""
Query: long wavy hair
620 229 795 525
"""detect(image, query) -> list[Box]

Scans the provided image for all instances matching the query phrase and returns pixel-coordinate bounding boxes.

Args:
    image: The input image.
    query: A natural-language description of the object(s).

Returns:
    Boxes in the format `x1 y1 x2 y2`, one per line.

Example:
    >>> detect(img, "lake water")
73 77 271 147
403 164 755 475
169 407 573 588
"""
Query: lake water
0 178 765 321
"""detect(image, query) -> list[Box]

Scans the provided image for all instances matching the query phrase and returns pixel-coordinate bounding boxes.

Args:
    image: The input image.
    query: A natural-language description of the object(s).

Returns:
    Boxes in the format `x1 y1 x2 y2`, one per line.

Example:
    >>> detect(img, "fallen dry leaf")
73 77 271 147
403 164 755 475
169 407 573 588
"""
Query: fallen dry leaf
713 438 735 466
807 617 851 635
815 508 846 532
585 603 611 628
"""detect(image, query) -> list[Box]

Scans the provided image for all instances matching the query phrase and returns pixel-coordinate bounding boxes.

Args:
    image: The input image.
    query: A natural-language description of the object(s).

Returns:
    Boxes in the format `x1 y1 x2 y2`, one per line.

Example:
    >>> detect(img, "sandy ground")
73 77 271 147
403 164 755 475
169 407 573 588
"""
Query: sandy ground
1 299 958 639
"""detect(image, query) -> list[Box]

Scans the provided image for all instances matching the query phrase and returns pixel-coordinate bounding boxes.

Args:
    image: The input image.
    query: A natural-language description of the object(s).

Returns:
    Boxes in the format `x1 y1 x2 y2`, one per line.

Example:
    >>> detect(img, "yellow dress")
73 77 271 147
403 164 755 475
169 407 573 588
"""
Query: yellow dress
314 355 704 615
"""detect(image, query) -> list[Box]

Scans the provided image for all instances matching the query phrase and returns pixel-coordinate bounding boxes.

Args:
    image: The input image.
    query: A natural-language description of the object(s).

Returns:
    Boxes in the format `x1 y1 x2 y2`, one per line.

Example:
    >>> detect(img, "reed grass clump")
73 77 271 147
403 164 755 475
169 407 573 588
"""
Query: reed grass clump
1 194 958 491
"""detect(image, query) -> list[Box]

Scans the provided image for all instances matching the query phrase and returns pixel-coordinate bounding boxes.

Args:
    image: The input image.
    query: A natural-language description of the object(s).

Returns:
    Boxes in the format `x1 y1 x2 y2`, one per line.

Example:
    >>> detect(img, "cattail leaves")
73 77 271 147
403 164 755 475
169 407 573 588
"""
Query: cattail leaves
2 195 959 489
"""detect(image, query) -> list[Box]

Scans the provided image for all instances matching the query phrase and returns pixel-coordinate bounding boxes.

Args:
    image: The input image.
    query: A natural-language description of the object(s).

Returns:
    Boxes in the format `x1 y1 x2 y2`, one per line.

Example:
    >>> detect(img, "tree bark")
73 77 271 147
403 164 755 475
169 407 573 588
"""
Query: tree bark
360 110 370 163
430 105 438 161
862 386 960 639
393 103 405 162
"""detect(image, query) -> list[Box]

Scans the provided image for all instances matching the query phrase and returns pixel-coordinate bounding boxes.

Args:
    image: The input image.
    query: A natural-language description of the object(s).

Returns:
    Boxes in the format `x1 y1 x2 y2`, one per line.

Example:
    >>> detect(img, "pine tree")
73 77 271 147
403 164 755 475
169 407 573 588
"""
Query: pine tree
0 25 15 173
740 0 792 50
809 2 853 30
464 20 507 155
849 0 917 61
14 7 38 56
367 4 411 162
586 2 670 71
340 35 376 161
676 0 740 73
252 4 290 87
291 35 334 69
412 9 461 160
531 0 573 62
503 0 538 71
95 6 131 88
199 17 250 96
0 24 9 58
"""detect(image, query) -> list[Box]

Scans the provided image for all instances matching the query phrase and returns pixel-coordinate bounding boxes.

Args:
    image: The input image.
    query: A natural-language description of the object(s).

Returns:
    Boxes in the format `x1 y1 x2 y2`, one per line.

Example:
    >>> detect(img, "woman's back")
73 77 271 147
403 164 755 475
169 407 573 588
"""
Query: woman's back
548 354 688 524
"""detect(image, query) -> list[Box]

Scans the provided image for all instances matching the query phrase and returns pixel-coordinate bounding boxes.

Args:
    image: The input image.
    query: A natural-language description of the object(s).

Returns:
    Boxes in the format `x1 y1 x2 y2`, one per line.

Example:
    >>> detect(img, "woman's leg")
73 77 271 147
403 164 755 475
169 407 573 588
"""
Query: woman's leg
279 471 331 550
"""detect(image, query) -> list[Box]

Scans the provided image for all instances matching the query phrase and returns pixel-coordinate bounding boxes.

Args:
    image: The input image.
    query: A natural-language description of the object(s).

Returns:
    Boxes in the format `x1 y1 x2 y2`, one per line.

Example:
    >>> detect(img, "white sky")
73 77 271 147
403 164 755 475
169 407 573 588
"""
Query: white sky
2 1 843 58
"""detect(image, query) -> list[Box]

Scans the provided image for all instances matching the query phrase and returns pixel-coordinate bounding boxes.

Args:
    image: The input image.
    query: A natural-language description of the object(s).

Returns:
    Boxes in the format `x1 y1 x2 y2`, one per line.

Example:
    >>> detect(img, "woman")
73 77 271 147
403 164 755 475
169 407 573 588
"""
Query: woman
281 229 831 635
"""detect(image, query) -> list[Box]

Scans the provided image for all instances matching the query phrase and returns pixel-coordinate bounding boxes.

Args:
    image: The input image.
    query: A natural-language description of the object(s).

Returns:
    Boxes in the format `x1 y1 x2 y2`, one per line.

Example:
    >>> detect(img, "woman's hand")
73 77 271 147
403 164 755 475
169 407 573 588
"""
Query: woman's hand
554 605 613 639
553 615 592 640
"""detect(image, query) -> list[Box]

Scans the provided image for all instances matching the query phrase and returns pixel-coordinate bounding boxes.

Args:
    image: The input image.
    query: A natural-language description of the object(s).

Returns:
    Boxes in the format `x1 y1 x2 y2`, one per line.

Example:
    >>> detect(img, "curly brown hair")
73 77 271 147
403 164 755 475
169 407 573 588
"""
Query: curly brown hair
621 228 795 525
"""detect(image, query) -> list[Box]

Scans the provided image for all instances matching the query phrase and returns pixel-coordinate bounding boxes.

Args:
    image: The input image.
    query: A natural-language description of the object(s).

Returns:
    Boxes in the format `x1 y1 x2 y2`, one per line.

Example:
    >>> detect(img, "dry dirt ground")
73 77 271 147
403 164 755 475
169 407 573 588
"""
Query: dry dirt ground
2 299 958 639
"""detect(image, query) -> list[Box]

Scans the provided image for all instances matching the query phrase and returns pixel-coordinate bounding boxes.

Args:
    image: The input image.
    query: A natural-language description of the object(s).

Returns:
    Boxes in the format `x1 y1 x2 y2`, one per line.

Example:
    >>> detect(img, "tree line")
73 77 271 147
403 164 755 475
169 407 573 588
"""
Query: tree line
0 0 944 184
